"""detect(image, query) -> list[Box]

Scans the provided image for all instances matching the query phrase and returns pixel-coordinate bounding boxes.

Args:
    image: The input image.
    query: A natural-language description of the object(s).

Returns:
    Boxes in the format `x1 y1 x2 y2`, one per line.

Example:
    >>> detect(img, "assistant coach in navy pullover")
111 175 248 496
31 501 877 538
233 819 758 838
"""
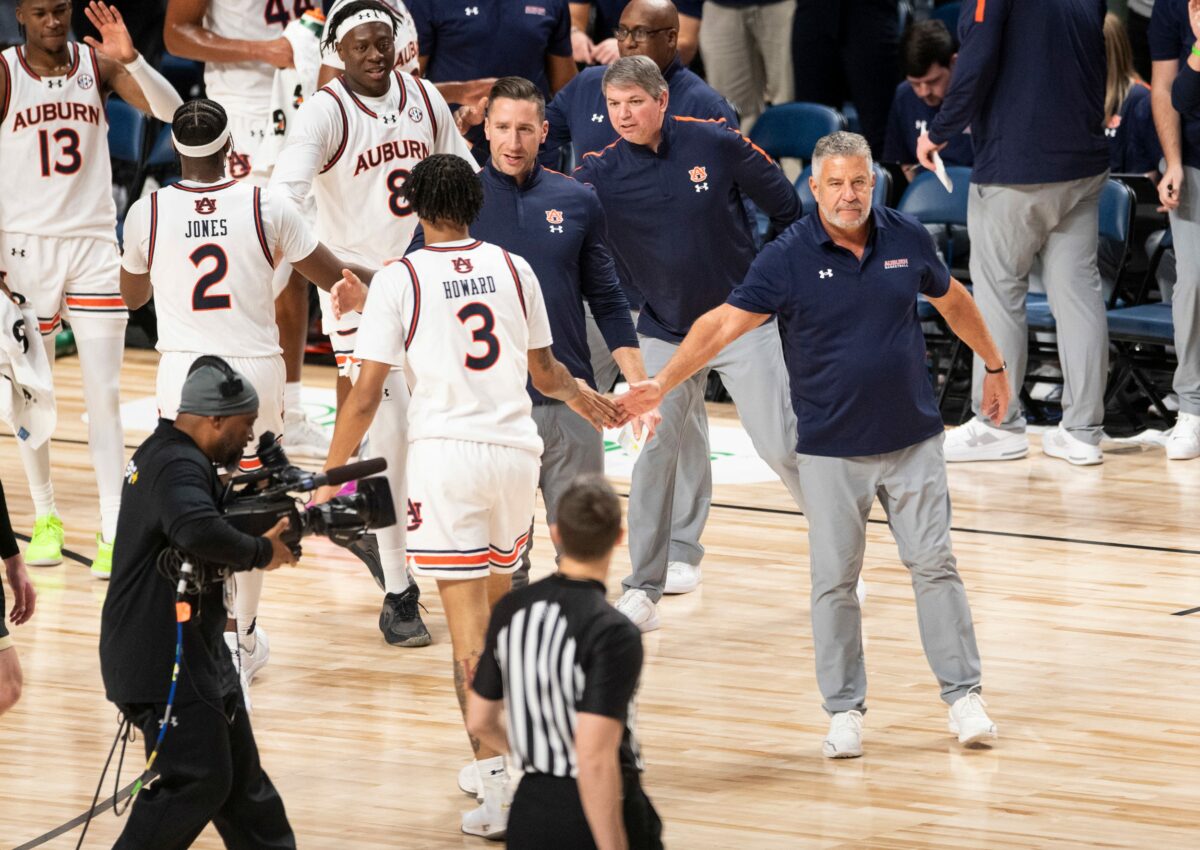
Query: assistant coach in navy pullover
918 0 1112 468
573 56 803 629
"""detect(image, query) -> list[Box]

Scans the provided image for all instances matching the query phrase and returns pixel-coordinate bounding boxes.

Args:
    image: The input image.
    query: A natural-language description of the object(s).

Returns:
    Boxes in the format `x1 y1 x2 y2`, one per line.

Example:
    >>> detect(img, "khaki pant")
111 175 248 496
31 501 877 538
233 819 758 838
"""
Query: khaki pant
699 1 795 129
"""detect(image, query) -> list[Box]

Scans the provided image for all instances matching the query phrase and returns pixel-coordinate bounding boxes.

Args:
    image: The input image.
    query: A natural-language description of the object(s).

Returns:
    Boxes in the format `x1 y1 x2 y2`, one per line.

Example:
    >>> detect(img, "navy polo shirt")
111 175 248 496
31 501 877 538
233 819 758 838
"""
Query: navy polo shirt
882 82 974 168
1151 0 1200 170
929 0 1108 185
408 0 571 97
1107 83 1162 174
574 116 800 342
727 207 950 458
471 161 637 403
546 56 738 160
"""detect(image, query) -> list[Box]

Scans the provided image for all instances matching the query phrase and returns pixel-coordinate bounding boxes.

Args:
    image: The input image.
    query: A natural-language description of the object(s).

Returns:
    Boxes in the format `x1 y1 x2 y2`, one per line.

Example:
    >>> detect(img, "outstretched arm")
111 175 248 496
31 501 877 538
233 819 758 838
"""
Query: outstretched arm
87 2 183 121
528 346 625 430
926 277 1009 424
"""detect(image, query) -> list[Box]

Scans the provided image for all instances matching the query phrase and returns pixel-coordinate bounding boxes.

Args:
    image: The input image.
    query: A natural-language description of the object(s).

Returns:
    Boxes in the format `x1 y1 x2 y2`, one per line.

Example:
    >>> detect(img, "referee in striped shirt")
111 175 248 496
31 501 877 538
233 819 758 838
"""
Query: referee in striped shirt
468 476 662 850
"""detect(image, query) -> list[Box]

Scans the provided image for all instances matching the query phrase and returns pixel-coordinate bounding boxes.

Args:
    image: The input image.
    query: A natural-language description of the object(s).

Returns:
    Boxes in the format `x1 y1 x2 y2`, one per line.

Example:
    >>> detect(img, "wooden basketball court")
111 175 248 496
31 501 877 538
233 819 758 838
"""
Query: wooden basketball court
1 349 1198 848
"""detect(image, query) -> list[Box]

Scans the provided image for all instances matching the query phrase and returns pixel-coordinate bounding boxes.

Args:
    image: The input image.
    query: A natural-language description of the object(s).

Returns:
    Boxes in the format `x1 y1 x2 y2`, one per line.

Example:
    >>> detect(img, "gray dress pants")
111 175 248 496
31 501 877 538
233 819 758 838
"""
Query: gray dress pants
624 321 802 602
966 172 1109 443
797 433 982 714
1167 167 1200 415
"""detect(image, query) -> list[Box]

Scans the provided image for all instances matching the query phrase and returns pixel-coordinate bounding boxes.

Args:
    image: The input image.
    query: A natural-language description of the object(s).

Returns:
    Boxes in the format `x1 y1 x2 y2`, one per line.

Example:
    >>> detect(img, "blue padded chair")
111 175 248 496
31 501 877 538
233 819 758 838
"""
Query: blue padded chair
146 124 177 170
749 102 847 162
158 52 204 99
107 97 145 166
932 2 961 30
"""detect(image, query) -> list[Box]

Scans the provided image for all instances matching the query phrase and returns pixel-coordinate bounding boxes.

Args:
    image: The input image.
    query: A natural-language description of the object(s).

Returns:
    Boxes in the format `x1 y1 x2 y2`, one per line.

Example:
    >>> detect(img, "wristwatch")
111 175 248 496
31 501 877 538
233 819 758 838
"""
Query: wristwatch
984 360 1007 374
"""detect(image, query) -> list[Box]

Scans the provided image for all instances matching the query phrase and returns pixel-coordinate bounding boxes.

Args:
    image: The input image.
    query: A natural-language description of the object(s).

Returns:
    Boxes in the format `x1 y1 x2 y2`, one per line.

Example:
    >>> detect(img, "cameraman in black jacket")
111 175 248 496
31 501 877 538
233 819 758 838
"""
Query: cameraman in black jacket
99 357 297 850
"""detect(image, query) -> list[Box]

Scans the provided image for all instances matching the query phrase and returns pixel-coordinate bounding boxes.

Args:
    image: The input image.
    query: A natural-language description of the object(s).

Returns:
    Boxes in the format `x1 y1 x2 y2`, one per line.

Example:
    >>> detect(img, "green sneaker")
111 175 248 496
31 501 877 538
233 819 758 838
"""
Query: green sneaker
26 514 64 566
92 535 114 580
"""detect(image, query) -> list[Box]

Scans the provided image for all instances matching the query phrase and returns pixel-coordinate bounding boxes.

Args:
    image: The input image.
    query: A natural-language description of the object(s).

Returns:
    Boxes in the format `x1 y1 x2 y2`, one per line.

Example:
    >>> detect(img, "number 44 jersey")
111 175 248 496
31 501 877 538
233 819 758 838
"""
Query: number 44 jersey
0 43 116 242
121 179 318 357
354 239 553 455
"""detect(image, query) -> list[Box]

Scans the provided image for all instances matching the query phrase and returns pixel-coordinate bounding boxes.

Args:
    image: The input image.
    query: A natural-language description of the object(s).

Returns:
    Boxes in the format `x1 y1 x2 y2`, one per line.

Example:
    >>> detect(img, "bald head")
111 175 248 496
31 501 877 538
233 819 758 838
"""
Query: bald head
618 0 680 71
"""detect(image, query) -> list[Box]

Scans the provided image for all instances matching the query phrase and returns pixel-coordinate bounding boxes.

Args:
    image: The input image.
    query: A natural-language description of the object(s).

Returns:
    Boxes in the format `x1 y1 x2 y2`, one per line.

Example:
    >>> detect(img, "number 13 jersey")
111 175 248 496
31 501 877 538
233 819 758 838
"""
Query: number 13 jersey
354 239 553 455
121 179 318 357
0 43 115 242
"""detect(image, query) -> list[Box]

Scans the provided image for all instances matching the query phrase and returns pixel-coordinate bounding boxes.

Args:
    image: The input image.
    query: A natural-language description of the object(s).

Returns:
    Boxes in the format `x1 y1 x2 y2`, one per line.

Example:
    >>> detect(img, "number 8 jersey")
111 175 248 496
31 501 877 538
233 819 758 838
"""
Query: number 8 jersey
0 43 116 242
354 239 553 455
121 179 318 357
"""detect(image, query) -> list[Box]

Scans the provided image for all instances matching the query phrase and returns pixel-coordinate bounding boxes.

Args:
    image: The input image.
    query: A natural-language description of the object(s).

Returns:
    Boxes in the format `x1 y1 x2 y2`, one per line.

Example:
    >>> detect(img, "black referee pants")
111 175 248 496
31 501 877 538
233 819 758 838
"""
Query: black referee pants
113 693 294 850
508 771 664 850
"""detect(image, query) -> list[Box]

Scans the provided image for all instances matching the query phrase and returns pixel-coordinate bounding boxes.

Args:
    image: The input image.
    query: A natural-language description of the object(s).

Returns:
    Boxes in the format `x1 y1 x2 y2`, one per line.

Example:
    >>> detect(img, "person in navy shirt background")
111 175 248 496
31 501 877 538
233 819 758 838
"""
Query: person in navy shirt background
1104 12 1161 175
574 55 802 629
570 0 703 66
617 131 1005 760
882 18 973 183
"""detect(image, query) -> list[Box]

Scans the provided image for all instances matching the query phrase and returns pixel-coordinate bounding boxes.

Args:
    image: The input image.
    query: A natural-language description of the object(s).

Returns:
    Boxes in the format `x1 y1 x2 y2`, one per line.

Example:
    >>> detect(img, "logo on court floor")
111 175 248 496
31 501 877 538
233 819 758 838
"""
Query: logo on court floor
819 268 833 279
452 257 474 274
194 197 217 215
407 500 423 531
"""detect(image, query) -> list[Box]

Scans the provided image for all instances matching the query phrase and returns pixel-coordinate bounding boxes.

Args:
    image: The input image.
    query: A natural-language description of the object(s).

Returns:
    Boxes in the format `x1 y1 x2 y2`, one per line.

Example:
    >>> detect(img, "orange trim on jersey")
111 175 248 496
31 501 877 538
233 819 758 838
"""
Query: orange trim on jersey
501 250 526 318
334 354 361 367
975 0 985 23
422 240 482 253
415 77 437 137
147 192 158 268
0 54 10 124
170 180 239 193
410 552 491 567
488 529 531 567
578 137 621 163
38 314 61 334
671 116 727 125
318 86 350 174
65 295 125 309
252 187 275 268
399 256 421 350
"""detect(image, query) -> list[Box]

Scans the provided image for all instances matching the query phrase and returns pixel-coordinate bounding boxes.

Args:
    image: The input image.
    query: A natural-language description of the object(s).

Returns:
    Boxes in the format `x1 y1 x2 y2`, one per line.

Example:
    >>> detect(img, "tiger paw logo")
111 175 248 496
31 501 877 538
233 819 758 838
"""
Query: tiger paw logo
406 499 423 531
689 166 707 182
546 209 564 233
194 197 217 215
452 257 473 274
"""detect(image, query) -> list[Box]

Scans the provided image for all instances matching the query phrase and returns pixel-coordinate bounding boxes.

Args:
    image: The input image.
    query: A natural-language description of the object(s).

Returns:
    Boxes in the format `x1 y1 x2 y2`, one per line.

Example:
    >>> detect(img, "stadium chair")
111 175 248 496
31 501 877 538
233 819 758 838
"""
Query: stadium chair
158 52 205 99
748 102 847 162
145 123 181 183
107 97 146 220
932 2 961 30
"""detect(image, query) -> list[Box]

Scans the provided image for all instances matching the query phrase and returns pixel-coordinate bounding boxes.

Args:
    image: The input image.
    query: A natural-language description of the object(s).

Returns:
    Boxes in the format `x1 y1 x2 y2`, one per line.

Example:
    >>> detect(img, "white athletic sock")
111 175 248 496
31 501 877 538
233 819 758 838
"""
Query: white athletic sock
75 331 126 542
378 524 412 595
284 382 302 421
18 441 56 519
477 756 508 808
234 568 265 651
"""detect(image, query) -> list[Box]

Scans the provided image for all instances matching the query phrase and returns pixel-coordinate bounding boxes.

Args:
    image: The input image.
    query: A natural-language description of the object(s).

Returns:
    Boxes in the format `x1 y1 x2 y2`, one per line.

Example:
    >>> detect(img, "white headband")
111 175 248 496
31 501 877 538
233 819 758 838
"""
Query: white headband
334 10 394 45
172 128 231 158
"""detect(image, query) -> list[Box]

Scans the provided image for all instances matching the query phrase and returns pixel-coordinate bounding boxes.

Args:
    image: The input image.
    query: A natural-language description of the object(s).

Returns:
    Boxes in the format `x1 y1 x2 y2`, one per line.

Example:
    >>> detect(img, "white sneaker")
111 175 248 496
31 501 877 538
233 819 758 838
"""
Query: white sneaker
1166 412 1200 460
822 710 864 759
461 797 508 840
615 589 660 632
944 419 1029 462
663 562 701 594
1040 426 1103 466
458 761 483 802
856 577 867 606
224 627 270 685
948 690 997 746
283 411 331 459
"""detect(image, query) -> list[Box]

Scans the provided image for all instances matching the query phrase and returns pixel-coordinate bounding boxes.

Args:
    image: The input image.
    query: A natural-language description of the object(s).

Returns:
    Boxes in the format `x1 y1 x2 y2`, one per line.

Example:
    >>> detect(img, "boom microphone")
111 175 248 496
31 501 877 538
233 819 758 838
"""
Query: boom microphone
314 458 388 489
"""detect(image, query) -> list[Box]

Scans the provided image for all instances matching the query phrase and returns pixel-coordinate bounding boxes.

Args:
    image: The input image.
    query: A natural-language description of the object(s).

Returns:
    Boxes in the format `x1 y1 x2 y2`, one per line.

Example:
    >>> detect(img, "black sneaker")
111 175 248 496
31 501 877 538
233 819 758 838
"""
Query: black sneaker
349 533 385 591
380 584 432 647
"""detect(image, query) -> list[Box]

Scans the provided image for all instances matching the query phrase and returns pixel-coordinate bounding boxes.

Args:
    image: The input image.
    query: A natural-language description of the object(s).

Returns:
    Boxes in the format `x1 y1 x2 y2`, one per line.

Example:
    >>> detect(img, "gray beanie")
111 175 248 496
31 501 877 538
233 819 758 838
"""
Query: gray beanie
177 356 259 417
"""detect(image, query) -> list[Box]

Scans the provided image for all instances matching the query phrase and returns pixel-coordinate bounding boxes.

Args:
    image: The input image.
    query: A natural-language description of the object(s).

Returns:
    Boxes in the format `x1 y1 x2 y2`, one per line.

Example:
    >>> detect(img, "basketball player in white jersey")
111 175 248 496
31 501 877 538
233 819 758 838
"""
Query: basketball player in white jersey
165 0 330 460
320 0 418 82
315 154 622 838
119 98 373 709
0 0 182 577
270 0 475 648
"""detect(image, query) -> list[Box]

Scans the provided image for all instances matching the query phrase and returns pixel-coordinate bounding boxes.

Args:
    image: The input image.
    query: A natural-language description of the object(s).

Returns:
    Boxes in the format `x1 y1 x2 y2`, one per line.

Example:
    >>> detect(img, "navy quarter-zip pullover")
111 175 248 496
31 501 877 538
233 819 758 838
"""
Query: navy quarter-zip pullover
928 0 1109 185
546 55 738 160
574 116 800 342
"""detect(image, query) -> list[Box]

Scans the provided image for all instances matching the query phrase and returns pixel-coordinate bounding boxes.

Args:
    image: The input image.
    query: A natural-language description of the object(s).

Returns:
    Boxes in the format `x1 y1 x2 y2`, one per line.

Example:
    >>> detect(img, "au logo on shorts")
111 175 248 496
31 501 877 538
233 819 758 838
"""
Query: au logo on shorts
195 198 217 215
452 257 474 274
407 500 423 531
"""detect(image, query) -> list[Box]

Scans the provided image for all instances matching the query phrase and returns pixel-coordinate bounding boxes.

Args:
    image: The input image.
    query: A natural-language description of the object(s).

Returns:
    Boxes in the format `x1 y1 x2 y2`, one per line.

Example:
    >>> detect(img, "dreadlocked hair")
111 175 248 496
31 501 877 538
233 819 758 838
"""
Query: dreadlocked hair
401 155 484 228
323 0 402 52
172 99 228 147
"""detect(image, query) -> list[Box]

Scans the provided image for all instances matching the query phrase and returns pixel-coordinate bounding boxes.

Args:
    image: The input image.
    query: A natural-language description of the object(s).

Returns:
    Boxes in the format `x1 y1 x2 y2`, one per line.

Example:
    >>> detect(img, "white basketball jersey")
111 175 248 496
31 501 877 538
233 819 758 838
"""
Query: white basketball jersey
203 0 317 115
312 71 448 263
136 180 281 357
0 44 115 242
354 240 554 455
321 0 420 75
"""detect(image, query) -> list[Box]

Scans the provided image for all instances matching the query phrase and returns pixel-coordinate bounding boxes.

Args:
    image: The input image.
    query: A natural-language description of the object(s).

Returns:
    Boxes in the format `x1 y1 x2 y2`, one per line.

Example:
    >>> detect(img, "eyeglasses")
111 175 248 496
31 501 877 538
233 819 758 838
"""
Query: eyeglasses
613 26 674 43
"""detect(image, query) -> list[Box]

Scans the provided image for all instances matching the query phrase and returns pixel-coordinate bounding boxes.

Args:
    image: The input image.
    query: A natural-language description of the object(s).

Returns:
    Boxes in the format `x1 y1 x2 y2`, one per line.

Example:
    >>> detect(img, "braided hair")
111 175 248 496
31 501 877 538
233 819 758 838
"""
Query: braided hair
172 98 229 148
400 155 483 228
323 0 403 52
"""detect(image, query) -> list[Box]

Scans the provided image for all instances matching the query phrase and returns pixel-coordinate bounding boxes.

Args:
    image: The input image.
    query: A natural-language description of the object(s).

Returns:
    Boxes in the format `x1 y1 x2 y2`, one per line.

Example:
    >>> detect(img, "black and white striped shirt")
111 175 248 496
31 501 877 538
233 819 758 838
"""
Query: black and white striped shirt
474 574 644 778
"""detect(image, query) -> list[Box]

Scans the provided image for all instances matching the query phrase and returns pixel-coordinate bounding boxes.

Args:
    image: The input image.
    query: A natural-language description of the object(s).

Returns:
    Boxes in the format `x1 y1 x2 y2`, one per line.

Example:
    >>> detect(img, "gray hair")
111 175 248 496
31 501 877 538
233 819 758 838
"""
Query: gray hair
811 131 874 180
602 55 668 100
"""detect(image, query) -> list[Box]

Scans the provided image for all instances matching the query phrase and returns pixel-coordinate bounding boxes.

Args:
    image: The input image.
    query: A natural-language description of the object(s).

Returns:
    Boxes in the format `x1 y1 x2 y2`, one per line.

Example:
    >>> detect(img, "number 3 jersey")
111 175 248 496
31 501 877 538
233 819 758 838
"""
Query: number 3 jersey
0 43 116 242
121 179 318 357
354 239 553 454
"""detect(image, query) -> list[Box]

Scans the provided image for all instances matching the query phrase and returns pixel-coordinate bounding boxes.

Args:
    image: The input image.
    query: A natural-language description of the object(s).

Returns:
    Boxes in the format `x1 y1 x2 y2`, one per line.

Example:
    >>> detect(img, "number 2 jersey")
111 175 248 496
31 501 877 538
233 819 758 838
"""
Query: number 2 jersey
0 43 115 242
354 239 553 455
121 179 318 357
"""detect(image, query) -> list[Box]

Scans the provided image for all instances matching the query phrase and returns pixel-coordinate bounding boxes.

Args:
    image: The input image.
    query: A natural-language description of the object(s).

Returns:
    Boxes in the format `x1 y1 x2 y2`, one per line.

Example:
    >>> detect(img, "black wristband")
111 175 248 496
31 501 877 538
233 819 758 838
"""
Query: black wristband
985 360 1007 374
